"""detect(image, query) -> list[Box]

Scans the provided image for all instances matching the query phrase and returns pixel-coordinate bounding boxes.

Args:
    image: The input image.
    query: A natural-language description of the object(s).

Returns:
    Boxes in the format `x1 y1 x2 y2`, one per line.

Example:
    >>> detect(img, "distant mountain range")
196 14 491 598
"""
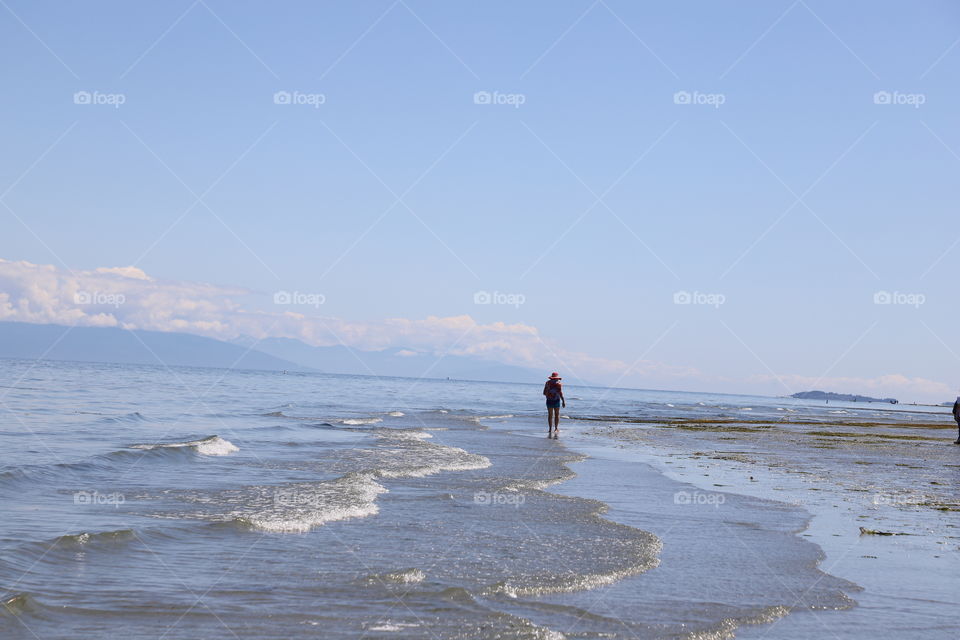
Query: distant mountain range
791 390 898 404
0 322 546 384
229 335 545 382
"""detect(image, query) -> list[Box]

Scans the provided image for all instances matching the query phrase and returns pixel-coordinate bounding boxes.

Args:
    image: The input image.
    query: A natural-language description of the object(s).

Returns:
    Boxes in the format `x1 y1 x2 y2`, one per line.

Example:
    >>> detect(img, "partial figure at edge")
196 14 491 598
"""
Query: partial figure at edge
953 394 960 444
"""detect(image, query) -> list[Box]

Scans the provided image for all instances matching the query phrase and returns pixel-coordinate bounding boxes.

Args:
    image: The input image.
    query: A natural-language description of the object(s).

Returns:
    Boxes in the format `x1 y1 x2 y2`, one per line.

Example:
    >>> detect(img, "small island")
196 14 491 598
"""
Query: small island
791 390 898 404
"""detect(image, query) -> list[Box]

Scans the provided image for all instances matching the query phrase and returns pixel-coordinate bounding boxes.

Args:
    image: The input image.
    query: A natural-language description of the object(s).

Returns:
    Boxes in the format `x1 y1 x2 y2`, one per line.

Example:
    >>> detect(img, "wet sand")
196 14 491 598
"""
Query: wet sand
565 413 960 638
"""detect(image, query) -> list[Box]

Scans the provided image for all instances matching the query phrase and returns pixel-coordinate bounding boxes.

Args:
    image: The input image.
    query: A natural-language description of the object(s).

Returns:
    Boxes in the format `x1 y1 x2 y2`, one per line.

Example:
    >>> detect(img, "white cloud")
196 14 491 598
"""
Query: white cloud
93 266 151 280
0 259 951 402
0 259 636 380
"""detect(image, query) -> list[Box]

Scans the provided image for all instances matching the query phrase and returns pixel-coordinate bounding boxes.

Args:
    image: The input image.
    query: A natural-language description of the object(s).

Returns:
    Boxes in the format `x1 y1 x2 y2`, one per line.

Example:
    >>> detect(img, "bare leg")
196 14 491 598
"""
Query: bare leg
547 408 553 435
548 407 560 435
547 407 560 434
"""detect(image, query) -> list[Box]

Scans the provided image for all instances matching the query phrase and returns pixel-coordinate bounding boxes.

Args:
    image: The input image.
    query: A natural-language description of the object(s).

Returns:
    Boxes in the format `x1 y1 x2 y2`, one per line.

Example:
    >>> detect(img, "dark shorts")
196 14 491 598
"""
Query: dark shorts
546 399 561 409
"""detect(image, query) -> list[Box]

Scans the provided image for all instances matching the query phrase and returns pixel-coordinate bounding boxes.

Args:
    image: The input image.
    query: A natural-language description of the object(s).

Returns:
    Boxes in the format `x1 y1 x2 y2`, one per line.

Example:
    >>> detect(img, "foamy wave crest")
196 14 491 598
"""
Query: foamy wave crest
132 435 238 456
373 430 490 478
377 568 426 584
235 473 387 533
380 430 433 441
683 605 790 640
367 622 420 632
341 417 383 425
488 544 661 597
387 411 404 417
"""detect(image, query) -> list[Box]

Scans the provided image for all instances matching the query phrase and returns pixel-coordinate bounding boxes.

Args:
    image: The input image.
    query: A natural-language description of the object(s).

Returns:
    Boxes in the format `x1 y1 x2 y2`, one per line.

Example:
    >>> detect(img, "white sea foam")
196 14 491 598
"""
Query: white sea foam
132 435 239 456
373 430 491 478
383 431 433 440
387 411 405 417
224 428 489 532
367 622 420 632
375 447 491 478
341 417 384 425
380 568 426 584
488 548 661 597
241 473 388 533
247 503 380 533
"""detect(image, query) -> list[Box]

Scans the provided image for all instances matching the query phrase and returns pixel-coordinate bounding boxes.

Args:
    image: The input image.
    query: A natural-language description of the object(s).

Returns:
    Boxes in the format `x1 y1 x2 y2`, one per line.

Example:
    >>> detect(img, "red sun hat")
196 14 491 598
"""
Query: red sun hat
548 372 562 380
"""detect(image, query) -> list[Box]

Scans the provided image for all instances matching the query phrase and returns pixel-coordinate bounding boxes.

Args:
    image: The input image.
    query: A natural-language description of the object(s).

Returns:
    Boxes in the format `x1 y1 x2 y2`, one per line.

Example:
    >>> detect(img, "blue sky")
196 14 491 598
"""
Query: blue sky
1 1 959 400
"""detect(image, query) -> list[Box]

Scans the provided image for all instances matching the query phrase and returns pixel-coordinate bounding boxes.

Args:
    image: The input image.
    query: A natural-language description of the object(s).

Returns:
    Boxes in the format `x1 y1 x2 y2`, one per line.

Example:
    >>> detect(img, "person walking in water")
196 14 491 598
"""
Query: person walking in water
543 372 565 437
953 395 960 444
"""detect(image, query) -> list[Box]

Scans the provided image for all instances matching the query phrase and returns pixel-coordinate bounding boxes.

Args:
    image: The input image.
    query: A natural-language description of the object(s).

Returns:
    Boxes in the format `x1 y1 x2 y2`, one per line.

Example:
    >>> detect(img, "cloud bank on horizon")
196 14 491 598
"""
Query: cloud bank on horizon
0 258 682 382
0 258 950 401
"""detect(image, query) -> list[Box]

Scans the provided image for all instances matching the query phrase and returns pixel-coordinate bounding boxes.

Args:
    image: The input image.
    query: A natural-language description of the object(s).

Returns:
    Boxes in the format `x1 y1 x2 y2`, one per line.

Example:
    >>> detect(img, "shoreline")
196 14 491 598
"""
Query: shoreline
499 423 857 638
559 424 959 638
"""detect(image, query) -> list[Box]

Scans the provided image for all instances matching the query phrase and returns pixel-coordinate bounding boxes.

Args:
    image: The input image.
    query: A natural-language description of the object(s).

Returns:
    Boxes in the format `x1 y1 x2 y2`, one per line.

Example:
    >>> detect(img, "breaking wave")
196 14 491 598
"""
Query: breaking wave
131 435 238 456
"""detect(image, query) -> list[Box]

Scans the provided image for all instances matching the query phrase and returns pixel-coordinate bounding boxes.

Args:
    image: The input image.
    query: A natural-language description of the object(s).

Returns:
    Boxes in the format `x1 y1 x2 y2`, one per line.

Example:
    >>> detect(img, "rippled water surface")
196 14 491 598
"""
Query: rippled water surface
1 359 955 638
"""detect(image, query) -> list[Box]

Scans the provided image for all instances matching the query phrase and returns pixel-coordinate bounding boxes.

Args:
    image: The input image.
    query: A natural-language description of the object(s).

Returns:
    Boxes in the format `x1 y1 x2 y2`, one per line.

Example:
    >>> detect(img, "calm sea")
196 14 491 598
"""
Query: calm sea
1 359 956 638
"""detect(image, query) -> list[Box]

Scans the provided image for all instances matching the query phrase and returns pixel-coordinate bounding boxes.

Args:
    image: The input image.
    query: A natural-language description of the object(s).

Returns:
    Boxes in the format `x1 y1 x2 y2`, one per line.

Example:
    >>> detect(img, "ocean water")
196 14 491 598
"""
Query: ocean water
0 359 956 638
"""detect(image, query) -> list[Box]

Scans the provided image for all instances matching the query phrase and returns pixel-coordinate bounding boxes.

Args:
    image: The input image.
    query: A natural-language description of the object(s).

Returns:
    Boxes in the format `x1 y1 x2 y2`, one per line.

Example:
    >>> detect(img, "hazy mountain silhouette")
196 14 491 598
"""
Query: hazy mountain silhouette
0 322 550 384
